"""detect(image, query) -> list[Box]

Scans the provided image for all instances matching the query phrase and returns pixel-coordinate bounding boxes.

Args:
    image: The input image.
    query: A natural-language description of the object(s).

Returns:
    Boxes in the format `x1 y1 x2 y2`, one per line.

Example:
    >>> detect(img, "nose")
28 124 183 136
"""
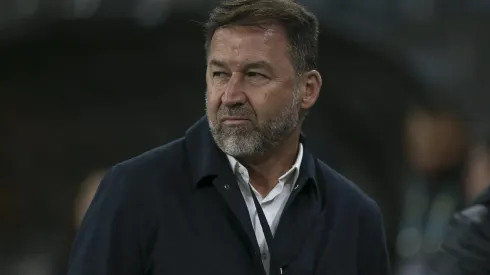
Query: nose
221 73 247 107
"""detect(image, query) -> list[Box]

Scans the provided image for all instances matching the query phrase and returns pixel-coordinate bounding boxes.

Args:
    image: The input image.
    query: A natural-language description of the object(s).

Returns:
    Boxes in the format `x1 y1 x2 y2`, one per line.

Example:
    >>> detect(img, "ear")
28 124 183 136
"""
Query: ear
300 70 322 109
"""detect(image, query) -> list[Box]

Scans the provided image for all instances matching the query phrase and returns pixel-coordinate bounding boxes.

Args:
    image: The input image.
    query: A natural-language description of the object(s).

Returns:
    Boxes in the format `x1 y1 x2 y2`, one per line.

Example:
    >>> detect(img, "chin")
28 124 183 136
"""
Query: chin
220 136 256 157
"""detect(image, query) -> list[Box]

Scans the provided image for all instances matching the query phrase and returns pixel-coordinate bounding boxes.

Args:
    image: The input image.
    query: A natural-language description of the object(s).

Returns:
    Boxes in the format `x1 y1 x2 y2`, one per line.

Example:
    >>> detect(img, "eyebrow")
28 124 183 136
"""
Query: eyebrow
243 61 273 72
208 59 273 72
208 59 227 68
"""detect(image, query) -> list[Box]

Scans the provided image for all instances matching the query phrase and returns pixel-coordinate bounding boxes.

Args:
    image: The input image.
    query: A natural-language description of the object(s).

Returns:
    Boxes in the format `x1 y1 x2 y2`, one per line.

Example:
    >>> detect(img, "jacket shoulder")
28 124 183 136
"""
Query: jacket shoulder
96 137 189 200
68 139 189 274
315 158 380 214
114 137 187 178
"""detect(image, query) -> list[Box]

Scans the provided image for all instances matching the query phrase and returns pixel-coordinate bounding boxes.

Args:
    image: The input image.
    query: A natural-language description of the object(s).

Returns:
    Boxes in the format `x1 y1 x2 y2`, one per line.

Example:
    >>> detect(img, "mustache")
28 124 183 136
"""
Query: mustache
217 105 255 119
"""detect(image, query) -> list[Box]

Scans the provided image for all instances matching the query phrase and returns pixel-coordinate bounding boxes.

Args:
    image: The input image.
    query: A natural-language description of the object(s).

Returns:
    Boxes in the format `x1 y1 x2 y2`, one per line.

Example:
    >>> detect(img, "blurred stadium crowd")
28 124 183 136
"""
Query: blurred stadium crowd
1 0 489 274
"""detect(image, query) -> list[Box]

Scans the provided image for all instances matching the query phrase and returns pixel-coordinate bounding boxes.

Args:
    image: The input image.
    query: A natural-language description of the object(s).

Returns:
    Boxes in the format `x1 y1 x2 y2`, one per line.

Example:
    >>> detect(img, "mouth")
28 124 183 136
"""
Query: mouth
220 116 250 125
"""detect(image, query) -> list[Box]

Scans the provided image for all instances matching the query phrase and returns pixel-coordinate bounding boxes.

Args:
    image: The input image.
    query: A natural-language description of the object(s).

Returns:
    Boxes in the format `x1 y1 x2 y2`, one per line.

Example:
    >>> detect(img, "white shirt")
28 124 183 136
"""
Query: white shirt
226 144 303 274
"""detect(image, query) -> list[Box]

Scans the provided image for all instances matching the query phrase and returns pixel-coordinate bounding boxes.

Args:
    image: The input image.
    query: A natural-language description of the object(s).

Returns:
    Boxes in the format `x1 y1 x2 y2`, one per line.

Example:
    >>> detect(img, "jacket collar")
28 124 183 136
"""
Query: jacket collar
184 116 318 191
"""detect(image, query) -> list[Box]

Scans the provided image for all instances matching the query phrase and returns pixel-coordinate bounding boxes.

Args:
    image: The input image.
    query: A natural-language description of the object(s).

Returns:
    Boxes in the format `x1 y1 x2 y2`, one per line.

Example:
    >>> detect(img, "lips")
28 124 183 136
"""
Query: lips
220 116 250 125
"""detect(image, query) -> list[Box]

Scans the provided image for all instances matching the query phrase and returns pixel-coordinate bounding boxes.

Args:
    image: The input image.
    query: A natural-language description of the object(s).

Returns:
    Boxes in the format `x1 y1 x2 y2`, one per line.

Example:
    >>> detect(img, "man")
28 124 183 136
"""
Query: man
424 189 490 275
420 142 490 275
67 1 391 274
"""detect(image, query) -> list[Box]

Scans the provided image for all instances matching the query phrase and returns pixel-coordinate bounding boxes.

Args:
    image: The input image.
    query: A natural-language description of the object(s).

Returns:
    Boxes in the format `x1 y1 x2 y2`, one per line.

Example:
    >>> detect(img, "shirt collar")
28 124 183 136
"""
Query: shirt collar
226 143 303 185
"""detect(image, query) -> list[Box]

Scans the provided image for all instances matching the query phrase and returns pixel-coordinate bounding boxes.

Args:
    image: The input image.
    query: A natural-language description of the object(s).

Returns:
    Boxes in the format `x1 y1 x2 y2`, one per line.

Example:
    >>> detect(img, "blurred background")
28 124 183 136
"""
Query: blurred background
1 0 490 274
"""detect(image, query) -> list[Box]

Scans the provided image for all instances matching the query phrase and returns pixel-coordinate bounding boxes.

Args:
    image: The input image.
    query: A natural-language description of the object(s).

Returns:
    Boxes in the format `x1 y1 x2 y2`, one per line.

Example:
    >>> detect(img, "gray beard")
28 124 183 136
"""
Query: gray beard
206 89 302 158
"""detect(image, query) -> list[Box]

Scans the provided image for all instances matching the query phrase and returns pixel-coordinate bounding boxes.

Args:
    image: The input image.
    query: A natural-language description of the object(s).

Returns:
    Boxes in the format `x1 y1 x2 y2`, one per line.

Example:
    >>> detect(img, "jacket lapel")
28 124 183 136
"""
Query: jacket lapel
184 116 264 269
272 150 326 270
212 175 263 261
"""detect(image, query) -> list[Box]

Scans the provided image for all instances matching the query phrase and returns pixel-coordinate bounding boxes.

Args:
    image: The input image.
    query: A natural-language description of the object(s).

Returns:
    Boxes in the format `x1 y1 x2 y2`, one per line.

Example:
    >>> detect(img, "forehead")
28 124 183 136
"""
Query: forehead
208 25 291 68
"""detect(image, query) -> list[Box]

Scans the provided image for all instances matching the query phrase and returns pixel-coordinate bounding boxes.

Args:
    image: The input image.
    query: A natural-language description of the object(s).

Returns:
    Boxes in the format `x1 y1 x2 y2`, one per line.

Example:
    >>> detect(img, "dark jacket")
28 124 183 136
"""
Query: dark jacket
67 117 391 275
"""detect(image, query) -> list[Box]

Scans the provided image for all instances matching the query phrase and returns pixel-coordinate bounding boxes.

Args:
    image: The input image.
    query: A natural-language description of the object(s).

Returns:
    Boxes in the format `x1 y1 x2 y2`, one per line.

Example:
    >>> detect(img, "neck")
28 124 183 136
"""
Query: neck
237 128 301 197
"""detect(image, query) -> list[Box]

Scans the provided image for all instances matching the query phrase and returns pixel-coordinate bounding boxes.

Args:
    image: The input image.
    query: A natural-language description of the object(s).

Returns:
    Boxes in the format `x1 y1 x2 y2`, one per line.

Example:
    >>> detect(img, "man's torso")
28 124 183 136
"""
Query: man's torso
68 117 388 275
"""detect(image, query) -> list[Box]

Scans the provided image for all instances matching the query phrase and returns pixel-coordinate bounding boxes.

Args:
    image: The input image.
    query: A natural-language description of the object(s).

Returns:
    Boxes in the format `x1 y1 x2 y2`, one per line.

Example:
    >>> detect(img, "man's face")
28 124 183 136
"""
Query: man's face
206 25 302 157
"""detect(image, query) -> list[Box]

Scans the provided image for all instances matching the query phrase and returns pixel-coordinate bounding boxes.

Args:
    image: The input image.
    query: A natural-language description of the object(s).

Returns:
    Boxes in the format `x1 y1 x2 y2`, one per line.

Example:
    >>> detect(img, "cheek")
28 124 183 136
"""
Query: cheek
249 88 289 117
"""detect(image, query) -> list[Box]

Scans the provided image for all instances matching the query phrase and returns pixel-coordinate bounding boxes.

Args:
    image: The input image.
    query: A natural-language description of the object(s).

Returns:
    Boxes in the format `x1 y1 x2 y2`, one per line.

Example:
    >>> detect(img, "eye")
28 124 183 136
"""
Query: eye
212 71 228 78
245 71 269 85
246 72 266 78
